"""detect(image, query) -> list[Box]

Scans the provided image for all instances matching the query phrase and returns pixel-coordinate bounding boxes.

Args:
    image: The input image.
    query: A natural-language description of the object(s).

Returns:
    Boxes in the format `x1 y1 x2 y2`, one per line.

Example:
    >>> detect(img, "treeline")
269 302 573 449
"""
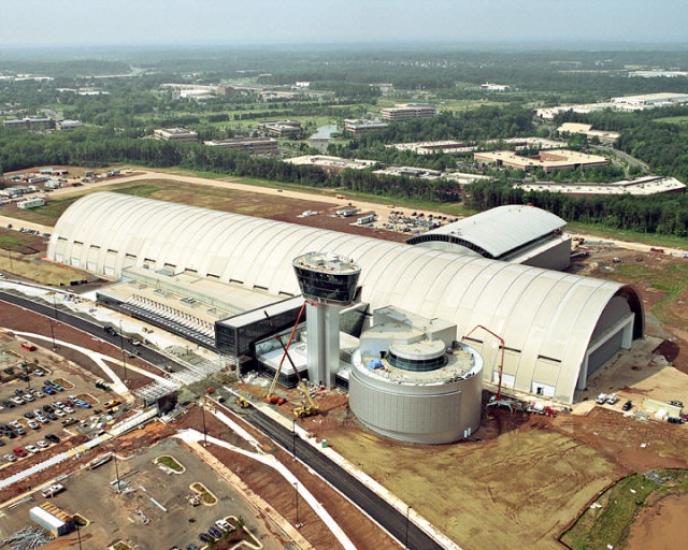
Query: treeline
467 181 688 237
0 129 461 203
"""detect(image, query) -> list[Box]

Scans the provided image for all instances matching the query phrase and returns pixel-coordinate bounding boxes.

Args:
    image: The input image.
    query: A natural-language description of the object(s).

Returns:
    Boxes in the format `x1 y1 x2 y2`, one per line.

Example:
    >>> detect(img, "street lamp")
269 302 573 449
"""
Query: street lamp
293 481 302 529
118 320 128 384
199 397 208 447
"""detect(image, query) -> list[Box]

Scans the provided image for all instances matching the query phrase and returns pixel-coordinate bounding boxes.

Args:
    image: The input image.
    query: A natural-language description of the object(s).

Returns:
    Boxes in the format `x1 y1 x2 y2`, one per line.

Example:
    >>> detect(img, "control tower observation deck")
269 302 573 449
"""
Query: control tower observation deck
293 252 361 387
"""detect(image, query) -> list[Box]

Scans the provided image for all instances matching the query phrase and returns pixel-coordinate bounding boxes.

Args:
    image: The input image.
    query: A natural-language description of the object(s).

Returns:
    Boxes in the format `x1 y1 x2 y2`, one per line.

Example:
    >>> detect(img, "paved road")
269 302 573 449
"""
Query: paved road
0 290 445 549
244 408 443 550
0 291 178 371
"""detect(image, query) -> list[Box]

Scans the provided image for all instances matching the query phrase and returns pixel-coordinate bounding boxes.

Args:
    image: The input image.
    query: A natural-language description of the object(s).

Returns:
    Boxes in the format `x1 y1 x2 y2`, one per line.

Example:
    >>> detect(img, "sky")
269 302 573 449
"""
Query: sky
1 0 687 48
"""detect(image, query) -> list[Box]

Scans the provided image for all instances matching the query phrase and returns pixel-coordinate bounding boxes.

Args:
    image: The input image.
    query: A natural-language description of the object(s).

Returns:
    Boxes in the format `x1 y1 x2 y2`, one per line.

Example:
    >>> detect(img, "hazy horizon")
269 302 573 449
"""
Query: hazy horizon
1 0 687 49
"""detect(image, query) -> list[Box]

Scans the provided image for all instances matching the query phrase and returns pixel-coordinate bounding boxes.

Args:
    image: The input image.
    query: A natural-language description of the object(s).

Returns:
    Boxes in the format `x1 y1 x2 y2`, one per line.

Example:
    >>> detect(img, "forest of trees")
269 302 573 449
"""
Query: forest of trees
0 128 461 203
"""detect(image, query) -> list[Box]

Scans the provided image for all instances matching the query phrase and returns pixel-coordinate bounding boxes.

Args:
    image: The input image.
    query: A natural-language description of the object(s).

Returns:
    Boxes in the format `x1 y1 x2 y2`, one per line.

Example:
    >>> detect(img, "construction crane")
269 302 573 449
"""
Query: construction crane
463 324 505 400
265 303 306 403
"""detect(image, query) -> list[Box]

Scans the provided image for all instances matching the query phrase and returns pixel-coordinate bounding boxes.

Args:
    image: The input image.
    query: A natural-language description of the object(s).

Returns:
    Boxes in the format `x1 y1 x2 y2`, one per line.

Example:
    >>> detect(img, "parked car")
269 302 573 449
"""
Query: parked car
42 405 54 413
28 420 40 430
198 533 213 544
25 444 39 454
23 412 35 419
622 400 633 411
10 397 24 406
54 409 65 418
41 483 64 497
13 447 28 458
606 393 619 405
46 412 58 421
45 434 60 444
36 440 49 449
215 519 232 532
207 527 223 540
3 453 16 462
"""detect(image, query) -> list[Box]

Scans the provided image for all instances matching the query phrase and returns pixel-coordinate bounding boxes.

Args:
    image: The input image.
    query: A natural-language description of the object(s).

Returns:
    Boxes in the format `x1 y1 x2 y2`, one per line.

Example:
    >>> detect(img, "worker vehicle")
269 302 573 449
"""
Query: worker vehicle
41 483 65 497
235 396 251 409
293 382 320 419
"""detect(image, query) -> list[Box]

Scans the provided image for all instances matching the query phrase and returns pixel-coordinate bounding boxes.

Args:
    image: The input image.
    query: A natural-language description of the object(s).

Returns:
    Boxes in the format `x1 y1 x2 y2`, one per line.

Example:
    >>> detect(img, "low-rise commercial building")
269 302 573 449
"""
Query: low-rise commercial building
203 137 278 155
57 119 83 130
2 116 53 130
381 103 437 121
153 128 198 142
517 175 686 196
485 137 566 151
480 82 511 92
474 149 608 173
537 93 688 119
557 122 620 144
388 140 476 155
284 155 377 173
343 119 389 135
258 120 302 139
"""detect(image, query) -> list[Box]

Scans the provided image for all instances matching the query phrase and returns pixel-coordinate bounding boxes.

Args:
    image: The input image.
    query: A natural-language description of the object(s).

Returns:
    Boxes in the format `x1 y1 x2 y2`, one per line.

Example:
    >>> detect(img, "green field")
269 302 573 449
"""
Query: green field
654 115 688 126
561 470 688 550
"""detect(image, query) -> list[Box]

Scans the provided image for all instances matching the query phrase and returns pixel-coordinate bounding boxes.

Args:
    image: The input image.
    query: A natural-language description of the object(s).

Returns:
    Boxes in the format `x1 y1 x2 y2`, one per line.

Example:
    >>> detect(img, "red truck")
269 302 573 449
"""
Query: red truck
20 342 36 352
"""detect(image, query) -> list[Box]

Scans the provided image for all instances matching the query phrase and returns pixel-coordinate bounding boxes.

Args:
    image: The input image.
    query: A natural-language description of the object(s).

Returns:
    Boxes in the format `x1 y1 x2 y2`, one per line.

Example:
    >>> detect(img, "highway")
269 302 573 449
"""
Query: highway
0 290 446 550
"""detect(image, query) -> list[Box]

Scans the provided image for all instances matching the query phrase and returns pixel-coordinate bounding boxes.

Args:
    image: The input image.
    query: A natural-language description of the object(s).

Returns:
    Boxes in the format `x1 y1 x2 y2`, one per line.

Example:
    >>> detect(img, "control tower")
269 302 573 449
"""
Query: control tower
292 252 361 387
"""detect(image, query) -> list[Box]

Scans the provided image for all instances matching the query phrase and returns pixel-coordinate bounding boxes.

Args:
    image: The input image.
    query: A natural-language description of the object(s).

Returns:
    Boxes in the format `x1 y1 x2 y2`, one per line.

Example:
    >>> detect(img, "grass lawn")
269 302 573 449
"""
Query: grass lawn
3 199 80 227
561 470 688 550
654 115 688 126
0 229 44 254
613 261 688 323
155 455 184 473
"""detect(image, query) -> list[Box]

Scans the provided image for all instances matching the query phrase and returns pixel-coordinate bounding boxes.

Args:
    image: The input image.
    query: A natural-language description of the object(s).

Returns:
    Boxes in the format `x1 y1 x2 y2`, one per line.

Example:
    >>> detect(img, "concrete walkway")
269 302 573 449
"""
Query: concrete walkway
195 407 357 550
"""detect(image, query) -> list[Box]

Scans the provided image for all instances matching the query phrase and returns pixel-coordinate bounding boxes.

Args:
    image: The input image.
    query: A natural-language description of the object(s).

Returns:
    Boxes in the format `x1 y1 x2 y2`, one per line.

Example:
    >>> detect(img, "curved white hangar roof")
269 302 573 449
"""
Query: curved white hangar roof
48 193 643 403
407 204 566 259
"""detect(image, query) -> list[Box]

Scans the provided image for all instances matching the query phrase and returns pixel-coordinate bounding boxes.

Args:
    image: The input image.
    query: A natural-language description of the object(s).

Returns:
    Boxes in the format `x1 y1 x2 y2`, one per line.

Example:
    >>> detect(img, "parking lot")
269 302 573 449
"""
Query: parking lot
0 438 282 549
0 334 126 465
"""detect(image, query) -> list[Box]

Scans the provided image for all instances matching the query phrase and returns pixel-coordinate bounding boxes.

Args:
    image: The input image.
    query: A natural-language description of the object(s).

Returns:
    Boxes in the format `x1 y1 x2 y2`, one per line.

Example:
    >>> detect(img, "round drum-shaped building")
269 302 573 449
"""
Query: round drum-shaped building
349 342 483 445
348 305 483 444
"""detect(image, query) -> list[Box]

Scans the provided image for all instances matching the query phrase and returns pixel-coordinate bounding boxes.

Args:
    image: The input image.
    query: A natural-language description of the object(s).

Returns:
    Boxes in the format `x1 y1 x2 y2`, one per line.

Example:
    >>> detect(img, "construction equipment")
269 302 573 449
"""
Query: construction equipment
235 395 251 409
293 381 319 418
265 303 306 403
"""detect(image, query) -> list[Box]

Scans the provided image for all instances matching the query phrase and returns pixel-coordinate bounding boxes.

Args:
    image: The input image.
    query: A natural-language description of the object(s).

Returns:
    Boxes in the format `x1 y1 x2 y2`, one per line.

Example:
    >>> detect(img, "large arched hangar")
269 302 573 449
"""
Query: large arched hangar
47 192 644 403
407 204 571 271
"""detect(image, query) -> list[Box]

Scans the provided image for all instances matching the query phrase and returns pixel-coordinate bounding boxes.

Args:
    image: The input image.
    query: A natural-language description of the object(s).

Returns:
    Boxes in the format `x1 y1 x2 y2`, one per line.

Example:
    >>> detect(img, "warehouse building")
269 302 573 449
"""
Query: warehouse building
518 175 686 196
407 204 571 271
47 193 644 404
284 155 377 173
474 149 608 173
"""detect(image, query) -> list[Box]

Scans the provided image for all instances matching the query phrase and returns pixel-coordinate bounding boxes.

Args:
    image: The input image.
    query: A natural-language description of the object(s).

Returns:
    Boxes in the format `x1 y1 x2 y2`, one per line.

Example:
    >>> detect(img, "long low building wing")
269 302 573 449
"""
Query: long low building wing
47 192 644 403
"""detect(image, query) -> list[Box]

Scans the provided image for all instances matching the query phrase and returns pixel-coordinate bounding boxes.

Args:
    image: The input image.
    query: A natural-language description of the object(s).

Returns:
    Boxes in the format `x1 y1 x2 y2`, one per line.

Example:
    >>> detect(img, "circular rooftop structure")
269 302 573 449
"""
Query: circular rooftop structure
349 342 483 444
292 252 360 305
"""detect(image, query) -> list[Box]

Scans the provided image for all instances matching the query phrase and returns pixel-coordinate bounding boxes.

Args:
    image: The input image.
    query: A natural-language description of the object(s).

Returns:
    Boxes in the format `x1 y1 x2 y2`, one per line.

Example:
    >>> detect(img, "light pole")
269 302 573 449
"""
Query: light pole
113 451 121 493
200 397 208 447
292 418 297 459
293 481 301 529
119 320 128 384
49 320 57 350
76 521 83 550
